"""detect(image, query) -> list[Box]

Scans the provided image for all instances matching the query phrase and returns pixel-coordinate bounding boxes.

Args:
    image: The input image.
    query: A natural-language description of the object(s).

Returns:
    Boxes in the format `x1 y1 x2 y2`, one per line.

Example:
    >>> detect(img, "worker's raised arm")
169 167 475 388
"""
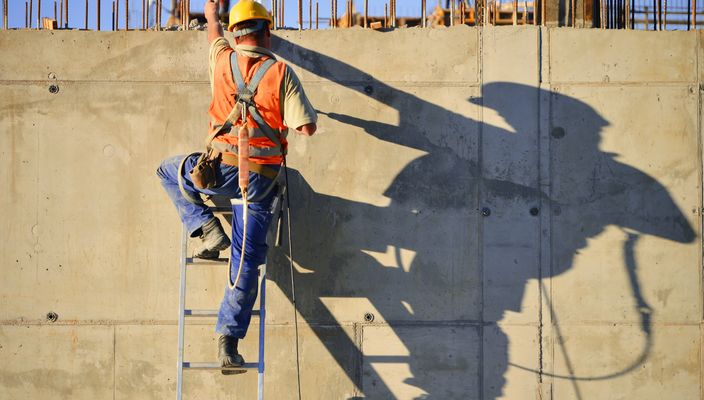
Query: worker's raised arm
205 0 224 43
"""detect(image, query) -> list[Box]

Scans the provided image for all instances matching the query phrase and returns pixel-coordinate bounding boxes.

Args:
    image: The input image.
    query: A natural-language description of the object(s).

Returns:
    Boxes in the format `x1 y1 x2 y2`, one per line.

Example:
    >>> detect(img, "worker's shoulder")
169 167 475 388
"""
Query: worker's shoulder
275 62 303 81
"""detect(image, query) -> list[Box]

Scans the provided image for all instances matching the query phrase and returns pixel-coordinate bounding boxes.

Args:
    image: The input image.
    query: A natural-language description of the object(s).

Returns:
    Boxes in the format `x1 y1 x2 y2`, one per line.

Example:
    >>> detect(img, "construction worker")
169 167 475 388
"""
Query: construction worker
156 0 317 373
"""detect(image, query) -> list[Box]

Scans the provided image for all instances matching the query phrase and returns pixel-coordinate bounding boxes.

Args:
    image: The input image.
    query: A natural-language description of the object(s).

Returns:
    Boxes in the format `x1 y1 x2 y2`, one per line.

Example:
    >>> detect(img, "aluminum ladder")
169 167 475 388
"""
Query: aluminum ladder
175 201 269 400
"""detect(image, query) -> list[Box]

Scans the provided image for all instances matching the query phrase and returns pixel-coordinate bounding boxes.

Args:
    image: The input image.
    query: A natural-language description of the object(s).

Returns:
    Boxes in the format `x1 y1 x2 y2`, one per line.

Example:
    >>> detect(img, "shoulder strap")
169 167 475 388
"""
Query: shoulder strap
247 58 277 94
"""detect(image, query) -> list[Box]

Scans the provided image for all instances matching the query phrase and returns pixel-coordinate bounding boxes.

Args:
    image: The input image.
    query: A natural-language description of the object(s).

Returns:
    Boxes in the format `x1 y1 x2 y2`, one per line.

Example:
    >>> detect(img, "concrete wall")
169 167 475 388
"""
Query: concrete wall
0 26 701 399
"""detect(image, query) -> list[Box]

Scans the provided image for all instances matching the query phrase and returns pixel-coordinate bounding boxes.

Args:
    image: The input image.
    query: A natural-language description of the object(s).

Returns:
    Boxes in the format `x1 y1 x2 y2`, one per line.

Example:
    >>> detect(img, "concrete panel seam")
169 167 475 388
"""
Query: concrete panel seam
0 79 480 87
301 80 480 88
355 322 362 398
112 325 116 400
478 26 486 400
549 81 697 87
0 79 210 85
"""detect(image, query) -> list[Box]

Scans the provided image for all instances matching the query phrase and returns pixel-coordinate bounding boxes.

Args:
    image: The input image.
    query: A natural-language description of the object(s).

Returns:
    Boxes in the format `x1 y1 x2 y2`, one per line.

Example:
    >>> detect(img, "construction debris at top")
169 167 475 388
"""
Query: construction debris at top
2 0 702 32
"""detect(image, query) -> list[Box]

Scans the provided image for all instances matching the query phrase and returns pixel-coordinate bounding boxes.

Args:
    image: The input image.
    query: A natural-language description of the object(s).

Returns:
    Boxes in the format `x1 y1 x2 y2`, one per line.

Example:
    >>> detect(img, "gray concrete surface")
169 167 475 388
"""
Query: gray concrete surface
0 26 701 399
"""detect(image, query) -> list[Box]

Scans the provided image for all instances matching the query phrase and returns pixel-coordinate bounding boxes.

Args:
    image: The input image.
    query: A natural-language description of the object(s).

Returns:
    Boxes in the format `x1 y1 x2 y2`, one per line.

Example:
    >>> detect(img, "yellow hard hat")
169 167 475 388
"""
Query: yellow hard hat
228 0 273 32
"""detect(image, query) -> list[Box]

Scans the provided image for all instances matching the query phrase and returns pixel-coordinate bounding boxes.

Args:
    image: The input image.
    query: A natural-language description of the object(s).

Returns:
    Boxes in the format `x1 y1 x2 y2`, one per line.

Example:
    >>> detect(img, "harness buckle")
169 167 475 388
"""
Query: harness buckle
236 90 254 105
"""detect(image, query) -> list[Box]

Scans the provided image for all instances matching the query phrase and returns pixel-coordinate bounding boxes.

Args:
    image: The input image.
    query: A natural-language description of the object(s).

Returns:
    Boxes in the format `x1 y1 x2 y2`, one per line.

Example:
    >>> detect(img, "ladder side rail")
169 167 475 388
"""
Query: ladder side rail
257 263 267 400
176 225 189 400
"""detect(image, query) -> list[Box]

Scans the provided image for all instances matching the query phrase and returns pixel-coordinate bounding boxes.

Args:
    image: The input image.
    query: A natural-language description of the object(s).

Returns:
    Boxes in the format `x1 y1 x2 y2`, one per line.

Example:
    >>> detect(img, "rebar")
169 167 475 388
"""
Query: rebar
29 0 33 28
450 0 454 25
3 0 7 30
363 0 367 26
112 0 115 29
315 0 318 28
298 0 301 29
389 0 392 26
331 0 335 27
64 0 68 27
384 2 387 27
308 0 311 29
271 0 275 28
459 0 462 24
84 0 88 29
693 0 697 28
25 1 28 28
115 0 118 29
540 0 544 25
513 0 517 24
142 0 145 29
97 0 101 29
38 0 42 29
421 0 426 27
663 0 667 28
493 0 497 24
571 0 575 25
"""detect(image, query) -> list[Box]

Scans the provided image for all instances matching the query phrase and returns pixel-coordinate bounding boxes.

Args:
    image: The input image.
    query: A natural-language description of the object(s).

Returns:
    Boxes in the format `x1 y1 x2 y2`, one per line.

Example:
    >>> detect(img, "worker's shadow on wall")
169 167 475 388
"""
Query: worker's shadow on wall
269 37 695 399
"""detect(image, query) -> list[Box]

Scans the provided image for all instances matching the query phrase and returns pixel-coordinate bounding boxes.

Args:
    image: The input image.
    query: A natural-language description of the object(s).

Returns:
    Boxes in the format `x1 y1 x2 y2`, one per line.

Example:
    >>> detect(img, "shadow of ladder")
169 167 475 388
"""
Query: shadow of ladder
175 203 267 400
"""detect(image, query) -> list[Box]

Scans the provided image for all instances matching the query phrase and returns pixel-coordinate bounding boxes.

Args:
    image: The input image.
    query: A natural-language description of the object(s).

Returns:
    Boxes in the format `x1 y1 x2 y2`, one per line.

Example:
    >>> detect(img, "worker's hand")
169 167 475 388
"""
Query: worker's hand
204 0 218 21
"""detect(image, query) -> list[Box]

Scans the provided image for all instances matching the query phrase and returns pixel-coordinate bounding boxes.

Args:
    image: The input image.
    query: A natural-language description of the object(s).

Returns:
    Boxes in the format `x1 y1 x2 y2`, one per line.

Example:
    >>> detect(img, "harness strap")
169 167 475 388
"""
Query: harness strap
246 58 277 94
247 104 284 151
211 140 283 158
231 52 248 94
229 54 283 151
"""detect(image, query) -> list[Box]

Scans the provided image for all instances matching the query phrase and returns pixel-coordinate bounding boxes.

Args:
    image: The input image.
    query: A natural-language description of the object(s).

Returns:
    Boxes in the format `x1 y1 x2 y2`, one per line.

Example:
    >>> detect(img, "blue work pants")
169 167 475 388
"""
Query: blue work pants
156 154 278 338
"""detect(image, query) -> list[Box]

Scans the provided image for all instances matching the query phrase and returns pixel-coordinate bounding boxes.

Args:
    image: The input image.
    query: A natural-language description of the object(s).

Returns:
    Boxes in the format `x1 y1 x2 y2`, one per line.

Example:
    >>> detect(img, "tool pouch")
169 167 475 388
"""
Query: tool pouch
189 150 220 190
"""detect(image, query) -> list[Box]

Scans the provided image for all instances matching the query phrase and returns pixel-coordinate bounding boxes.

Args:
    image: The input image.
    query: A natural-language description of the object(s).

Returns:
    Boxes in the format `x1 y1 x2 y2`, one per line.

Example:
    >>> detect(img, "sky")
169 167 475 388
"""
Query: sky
0 0 696 31
1 0 438 30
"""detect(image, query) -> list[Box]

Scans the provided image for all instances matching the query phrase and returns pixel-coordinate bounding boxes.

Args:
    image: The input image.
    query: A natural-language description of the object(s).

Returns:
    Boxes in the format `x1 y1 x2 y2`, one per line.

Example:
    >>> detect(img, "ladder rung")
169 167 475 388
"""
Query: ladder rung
183 361 258 370
184 309 218 317
185 257 229 265
184 309 260 317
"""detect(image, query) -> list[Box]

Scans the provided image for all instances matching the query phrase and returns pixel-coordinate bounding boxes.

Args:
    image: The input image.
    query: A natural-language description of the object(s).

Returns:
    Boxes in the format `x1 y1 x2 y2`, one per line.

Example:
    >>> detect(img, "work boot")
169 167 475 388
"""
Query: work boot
193 218 231 259
218 334 245 375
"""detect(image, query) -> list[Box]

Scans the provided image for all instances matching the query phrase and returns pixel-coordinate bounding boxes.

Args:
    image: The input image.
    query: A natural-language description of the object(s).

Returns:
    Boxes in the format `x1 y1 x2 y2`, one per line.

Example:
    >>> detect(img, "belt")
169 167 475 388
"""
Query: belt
219 152 280 180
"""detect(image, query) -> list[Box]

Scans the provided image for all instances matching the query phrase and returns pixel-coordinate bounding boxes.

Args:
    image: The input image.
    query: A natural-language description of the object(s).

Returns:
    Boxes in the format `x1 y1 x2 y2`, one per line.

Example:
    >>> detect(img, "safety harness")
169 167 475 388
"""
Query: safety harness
178 51 286 205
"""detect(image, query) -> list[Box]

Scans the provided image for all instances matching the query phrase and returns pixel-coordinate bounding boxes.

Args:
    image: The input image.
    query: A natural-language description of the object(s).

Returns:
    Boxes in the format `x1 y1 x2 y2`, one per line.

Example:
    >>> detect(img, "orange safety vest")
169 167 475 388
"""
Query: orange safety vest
208 48 288 165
